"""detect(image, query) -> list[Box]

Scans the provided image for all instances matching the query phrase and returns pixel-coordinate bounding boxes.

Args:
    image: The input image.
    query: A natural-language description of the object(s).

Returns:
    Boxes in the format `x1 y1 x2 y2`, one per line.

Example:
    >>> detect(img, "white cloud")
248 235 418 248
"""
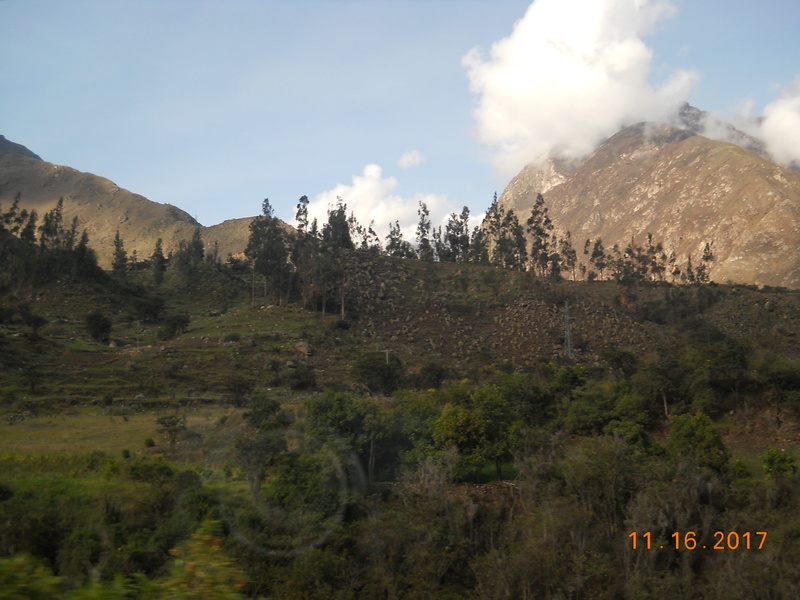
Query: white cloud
761 78 800 168
463 0 696 179
397 150 424 169
692 83 800 169
306 164 454 243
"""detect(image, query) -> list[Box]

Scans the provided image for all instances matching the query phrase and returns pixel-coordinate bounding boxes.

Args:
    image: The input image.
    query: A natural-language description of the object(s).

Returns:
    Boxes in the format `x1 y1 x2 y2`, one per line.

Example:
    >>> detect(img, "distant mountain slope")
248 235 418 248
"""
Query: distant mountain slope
499 123 800 288
0 135 42 160
0 139 254 267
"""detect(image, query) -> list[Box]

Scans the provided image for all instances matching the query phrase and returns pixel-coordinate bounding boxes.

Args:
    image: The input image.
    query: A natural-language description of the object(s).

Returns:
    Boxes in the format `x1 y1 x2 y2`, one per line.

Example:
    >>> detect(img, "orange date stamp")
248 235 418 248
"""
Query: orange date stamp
629 531 767 550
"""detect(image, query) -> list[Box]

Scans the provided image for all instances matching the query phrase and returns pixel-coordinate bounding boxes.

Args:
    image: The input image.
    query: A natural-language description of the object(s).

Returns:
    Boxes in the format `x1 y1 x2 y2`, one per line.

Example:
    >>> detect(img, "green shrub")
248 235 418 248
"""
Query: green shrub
286 362 316 390
131 293 164 322
667 413 729 472
558 381 615 435
0 553 62 599
353 351 404 395
0 483 13 502
158 314 190 340
411 362 448 390
763 447 797 477
85 310 112 342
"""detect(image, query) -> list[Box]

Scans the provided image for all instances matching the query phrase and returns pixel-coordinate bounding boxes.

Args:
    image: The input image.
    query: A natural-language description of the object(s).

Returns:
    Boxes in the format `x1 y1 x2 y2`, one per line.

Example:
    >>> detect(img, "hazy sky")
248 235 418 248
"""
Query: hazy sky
1 0 798 238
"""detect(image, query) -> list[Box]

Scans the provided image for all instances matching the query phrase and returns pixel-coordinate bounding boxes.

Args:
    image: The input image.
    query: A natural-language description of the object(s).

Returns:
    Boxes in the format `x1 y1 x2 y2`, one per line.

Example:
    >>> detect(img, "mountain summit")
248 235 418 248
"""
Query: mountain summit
0 135 42 161
498 116 800 288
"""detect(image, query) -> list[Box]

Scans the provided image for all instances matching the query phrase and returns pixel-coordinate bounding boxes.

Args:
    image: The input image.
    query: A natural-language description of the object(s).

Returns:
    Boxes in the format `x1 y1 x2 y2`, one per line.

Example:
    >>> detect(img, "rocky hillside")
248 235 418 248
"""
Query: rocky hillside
498 122 800 288
0 138 255 267
332 253 800 371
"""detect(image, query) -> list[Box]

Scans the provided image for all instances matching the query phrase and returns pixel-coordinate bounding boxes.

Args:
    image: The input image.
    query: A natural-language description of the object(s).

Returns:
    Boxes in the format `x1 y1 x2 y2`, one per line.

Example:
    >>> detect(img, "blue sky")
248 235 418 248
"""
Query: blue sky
1 0 798 237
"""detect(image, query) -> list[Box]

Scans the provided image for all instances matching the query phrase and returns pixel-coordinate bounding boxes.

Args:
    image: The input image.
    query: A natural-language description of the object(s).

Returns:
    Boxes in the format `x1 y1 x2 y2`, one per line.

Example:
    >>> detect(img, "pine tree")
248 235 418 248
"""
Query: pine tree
112 229 127 277
498 209 528 270
365 221 382 254
668 251 681 282
189 227 204 266
646 233 667 281
526 193 554 276
348 212 380 252
151 238 167 286
697 241 715 283
444 207 470 262
469 226 489 264
246 199 291 304
39 197 64 251
559 232 578 280
385 221 416 258
432 225 448 261
72 230 99 278
19 209 37 246
38 197 65 250
589 238 607 280
685 255 696 283
321 198 354 252
416 201 434 261
295 195 309 234
291 201 320 309
702 240 715 264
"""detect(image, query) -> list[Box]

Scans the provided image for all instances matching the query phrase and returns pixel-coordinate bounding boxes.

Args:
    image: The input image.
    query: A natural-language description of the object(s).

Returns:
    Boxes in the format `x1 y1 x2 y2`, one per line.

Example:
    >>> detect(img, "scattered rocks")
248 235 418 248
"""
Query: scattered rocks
4 411 34 423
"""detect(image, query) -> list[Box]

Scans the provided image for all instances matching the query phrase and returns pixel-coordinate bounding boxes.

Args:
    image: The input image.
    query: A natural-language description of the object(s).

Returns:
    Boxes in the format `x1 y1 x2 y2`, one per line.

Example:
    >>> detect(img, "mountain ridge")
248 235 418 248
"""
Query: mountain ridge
0 140 255 268
498 120 800 288
0 135 42 161
3 125 798 288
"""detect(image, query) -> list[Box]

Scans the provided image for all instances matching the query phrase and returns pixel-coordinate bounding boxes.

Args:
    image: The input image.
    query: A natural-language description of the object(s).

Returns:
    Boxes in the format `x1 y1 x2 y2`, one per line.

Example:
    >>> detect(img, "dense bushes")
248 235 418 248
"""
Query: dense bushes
352 351 405 395
0 454 214 589
3 363 800 599
157 314 190 340
85 310 112 342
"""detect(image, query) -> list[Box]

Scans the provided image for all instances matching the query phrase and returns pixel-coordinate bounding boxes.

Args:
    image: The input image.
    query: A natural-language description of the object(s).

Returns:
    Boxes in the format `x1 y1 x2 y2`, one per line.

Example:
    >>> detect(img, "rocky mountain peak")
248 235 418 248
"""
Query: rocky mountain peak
497 118 800 288
673 103 768 160
497 156 580 214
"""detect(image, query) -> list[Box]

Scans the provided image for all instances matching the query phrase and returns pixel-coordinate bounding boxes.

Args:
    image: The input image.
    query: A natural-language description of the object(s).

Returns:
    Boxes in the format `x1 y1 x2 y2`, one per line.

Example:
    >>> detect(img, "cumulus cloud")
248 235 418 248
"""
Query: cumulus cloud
761 78 800 168
306 164 454 244
397 150 424 169
463 0 696 178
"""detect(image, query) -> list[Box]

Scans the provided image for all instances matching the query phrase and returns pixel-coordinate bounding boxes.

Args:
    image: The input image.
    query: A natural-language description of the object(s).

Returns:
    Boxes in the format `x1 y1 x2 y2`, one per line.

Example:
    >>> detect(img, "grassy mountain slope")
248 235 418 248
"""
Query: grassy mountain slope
0 148 255 267
2 251 798 410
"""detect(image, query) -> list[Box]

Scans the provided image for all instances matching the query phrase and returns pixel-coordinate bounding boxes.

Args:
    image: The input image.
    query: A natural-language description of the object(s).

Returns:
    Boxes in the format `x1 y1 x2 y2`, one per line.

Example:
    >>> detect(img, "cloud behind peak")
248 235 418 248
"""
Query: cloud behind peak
463 0 696 178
